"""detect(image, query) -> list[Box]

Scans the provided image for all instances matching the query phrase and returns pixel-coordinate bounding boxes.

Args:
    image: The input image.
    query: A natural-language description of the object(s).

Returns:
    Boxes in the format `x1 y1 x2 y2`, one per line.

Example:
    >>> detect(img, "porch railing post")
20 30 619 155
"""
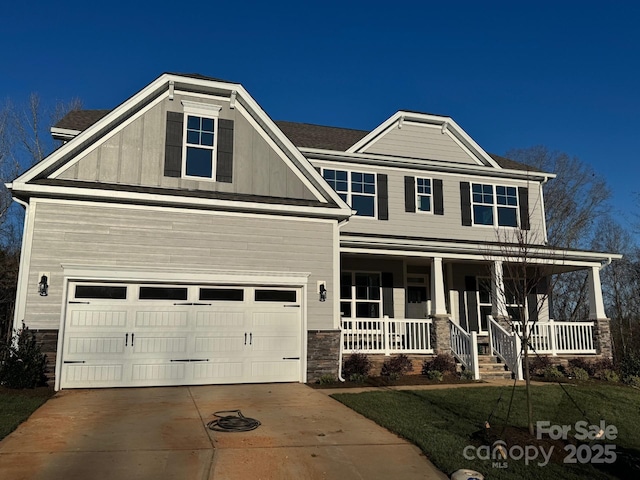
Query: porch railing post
549 319 557 356
471 331 480 380
514 332 523 380
382 316 391 356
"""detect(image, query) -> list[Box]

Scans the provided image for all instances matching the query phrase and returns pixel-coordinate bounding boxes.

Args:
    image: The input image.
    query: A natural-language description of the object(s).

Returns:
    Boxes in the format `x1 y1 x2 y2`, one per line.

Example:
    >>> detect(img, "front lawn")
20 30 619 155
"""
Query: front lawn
332 384 640 479
0 387 53 441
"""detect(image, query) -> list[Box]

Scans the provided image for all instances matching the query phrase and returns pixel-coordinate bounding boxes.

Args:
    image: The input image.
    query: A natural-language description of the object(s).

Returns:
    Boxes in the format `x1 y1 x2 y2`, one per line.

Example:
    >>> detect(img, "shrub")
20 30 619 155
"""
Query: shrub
381 354 413 380
593 358 615 376
426 370 443 382
571 367 590 381
348 373 367 384
623 375 640 388
601 369 620 383
568 358 596 376
421 354 457 375
543 365 564 381
0 325 48 389
528 356 552 376
460 369 475 380
318 374 336 385
619 352 640 378
343 353 372 379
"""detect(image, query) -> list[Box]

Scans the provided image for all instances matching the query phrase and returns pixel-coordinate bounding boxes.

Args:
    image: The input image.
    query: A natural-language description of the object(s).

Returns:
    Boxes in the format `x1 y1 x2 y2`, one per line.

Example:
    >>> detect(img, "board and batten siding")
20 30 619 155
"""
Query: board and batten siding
55 94 316 201
315 161 546 244
22 201 334 331
361 123 479 165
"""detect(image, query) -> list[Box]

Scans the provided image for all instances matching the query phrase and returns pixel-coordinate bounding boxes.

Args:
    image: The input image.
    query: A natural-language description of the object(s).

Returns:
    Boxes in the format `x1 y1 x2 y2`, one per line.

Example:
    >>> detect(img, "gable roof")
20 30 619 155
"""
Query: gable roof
54 110 537 173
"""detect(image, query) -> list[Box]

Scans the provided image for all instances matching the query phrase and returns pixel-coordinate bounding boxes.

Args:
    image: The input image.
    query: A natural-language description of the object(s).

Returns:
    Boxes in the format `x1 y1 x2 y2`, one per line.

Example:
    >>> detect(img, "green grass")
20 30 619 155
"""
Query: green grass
332 384 640 479
0 387 53 441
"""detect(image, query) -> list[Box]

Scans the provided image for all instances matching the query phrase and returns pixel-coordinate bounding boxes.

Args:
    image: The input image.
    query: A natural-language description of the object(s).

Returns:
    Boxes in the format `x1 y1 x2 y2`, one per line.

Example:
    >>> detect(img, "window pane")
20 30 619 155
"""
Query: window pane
199 288 244 301
340 302 352 317
364 183 375 194
255 290 297 302
418 195 431 212
352 172 362 182
341 273 352 299
473 205 493 225
352 182 363 193
186 147 213 177
187 115 200 129
201 132 214 147
186 130 200 145
336 170 348 181
352 195 375 217
139 287 188 300
356 302 379 318
336 181 348 192
498 207 518 227
201 117 214 132
323 169 335 180
75 285 127 299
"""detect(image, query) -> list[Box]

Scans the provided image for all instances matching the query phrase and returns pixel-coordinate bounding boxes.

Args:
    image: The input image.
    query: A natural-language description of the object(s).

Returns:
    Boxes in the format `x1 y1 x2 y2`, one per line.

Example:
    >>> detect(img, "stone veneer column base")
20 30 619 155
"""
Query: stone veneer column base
431 315 452 355
306 330 341 383
593 318 613 360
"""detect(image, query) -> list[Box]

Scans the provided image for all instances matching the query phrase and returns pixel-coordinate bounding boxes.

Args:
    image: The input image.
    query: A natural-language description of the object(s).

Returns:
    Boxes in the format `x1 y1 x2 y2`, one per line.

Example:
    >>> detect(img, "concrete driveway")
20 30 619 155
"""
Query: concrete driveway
0 383 448 480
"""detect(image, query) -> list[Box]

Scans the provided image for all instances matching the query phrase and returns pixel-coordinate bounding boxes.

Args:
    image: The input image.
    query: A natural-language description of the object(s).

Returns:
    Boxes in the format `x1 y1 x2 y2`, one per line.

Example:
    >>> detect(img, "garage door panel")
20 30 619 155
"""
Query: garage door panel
65 364 124 384
193 361 243 381
135 311 189 328
70 310 127 328
195 335 244 353
67 335 126 355
131 362 186 382
250 361 299 381
252 311 299 328
196 311 245 327
252 335 299 353
133 335 188 354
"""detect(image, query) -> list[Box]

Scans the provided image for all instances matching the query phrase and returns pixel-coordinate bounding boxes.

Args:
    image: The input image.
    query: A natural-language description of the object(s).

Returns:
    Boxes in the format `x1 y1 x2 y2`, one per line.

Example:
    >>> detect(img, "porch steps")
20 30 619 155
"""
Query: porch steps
477 355 514 380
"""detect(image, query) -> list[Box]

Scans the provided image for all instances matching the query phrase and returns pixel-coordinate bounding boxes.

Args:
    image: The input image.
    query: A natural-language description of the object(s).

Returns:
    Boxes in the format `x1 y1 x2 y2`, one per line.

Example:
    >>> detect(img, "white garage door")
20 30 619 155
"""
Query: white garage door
60 282 302 389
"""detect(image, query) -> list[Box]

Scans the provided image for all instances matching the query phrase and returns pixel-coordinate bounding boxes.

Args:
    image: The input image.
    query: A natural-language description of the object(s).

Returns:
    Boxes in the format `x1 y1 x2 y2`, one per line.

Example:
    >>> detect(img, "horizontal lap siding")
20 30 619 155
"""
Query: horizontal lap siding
24 202 334 331
328 167 545 244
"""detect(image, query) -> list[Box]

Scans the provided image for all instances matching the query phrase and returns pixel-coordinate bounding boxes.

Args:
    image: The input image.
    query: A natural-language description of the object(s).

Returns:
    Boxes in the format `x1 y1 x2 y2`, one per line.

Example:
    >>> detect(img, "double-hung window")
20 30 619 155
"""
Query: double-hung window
323 169 376 217
340 272 381 319
416 177 432 213
182 101 222 180
471 183 519 227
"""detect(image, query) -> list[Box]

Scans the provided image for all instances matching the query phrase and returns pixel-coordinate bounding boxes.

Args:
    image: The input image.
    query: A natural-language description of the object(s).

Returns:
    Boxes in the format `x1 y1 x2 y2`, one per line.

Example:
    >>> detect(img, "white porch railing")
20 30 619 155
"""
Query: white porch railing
449 320 480 379
341 316 433 355
488 316 523 380
512 320 596 355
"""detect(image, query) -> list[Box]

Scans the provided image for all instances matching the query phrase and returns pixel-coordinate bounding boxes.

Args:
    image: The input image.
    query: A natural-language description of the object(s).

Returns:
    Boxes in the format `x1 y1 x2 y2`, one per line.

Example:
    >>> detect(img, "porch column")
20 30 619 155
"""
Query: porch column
491 261 509 319
588 266 613 360
588 266 606 319
431 257 448 316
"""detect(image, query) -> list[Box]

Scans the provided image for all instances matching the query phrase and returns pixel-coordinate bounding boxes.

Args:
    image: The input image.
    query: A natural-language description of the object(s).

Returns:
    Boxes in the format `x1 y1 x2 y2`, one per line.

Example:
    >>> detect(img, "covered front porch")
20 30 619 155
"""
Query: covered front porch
338 250 614 379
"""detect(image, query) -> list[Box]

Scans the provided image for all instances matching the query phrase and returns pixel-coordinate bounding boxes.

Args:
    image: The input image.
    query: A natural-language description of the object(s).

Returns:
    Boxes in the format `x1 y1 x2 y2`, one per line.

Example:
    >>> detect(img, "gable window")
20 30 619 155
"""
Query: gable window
416 177 432 213
323 169 376 217
471 183 518 227
185 115 216 178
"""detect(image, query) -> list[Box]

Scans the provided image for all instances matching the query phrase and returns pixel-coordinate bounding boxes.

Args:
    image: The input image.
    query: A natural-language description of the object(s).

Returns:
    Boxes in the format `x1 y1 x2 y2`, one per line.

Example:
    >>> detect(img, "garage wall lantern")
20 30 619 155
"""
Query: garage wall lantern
38 274 49 296
319 283 327 302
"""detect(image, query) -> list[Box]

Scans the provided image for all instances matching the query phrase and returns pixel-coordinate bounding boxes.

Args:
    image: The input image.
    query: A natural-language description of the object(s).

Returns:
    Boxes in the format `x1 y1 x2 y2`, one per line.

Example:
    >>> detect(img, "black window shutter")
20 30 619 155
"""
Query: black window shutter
377 173 388 220
216 119 234 183
381 272 394 318
433 179 444 215
164 111 183 177
460 182 472 226
404 176 415 212
518 186 530 230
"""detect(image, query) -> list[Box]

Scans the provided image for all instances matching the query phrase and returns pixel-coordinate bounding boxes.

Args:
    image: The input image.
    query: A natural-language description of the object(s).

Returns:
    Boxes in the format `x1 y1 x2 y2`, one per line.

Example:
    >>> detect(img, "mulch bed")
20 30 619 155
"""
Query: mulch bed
309 374 476 389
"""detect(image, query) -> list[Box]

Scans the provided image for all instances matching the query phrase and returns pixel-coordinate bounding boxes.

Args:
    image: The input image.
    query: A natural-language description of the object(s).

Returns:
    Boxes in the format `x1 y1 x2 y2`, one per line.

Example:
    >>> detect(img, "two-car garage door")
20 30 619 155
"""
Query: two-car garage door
60 282 302 389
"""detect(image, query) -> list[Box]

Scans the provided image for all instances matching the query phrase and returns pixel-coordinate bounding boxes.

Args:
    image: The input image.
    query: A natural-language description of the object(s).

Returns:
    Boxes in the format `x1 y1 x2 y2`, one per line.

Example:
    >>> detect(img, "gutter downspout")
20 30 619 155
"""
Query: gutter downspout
8 190 30 333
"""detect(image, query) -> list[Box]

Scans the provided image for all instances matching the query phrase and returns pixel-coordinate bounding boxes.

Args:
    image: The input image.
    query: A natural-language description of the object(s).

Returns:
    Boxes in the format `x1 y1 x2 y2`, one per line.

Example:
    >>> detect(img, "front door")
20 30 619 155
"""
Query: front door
406 274 430 319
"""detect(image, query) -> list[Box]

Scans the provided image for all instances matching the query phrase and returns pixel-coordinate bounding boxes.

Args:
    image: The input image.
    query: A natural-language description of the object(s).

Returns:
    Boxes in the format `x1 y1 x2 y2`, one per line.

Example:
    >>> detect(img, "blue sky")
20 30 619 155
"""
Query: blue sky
2 0 638 231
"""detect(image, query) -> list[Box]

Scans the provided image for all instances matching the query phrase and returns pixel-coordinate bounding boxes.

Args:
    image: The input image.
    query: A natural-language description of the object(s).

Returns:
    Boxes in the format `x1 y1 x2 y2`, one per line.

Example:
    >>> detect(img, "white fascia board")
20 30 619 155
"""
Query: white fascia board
305 150 555 181
50 127 81 141
340 235 622 264
15 74 172 184
10 182 351 219
346 111 408 153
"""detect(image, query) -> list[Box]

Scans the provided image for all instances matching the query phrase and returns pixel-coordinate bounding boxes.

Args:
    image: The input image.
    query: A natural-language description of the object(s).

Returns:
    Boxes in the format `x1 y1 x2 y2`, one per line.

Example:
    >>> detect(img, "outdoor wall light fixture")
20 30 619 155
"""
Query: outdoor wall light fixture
38 274 49 296
319 283 327 302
